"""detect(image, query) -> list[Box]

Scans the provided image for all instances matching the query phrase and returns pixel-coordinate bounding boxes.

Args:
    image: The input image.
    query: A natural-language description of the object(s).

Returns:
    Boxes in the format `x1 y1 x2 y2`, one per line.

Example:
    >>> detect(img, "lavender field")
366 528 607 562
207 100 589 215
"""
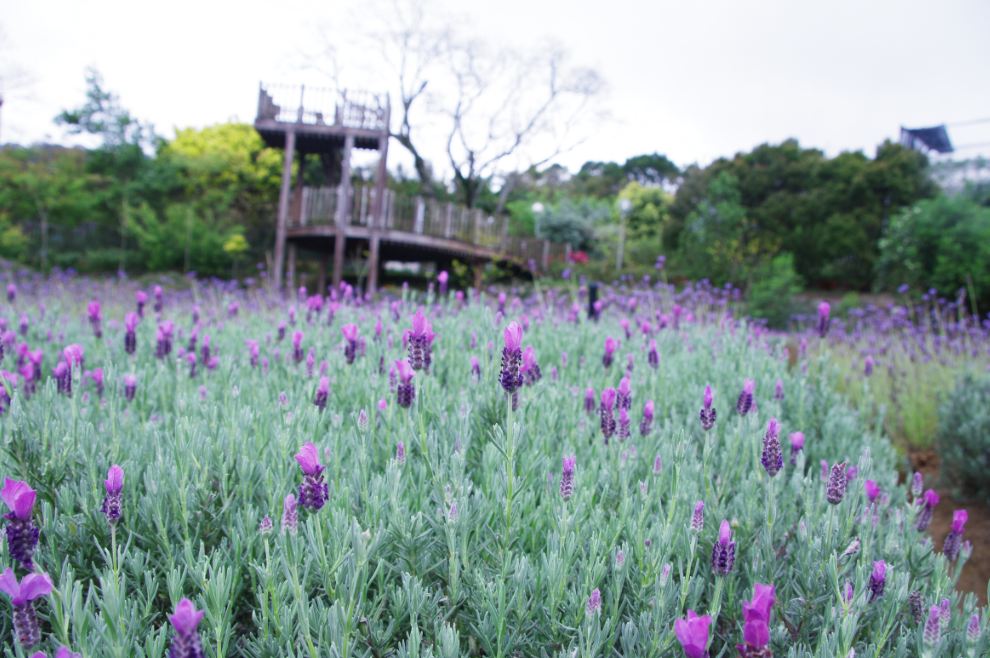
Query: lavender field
0 272 986 657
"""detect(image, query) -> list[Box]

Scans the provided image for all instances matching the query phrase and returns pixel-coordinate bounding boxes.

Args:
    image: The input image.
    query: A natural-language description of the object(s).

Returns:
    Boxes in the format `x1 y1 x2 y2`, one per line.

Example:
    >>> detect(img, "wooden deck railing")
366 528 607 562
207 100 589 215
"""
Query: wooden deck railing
291 186 567 267
257 83 389 132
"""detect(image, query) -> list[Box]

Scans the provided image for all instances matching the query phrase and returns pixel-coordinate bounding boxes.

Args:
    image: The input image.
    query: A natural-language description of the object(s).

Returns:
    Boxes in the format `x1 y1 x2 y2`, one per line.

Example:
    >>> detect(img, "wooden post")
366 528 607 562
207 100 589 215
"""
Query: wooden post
414 198 425 234
333 133 354 288
273 129 296 290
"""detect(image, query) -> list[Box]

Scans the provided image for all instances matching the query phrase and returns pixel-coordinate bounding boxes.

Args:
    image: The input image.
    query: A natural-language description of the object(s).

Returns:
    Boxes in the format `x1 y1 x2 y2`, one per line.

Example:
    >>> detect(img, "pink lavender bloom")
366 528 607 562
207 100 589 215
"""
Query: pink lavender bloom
499 322 524 395
54 361 71 395
600 387 617 443
313 377 330 411
817 301 831 338
711 520 736 576
1 479 39 570
691 501 704 533
826 462 848 505
760 418 783 477
943 509 968 560
246 340 259 367
736 379 755 415
156 321 174 359
135 290 147 317
737 583 775 656
520 346 542 385
295 443 329 511
773 378 784 401
700 385 716 431
437 270 448 295
674 610 711 658
407 309 435 372
602 336 618 368
341 324 360 364
647 339 659 368
123 374 137 402
470 356 481 380
864 480 880 503
617 407 631 440
395 359 415 408
868 561 887 601
102 464 124 525
153 285 163 313
281 494 298 534
168 597 205 658
916 489 940 531
616 376 632 410
291 331 304 363
584 386 596 414
87 300 102 338
586 588 601 615
788 432 804 464
560 455 576 500
124 312 139 354
0 568 52 648
924 605 941 646
640 400 655 436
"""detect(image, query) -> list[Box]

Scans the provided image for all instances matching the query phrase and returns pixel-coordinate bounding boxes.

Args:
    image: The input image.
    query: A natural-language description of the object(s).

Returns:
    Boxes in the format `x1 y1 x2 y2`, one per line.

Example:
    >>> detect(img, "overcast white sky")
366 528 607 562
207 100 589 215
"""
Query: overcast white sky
2 0 989 175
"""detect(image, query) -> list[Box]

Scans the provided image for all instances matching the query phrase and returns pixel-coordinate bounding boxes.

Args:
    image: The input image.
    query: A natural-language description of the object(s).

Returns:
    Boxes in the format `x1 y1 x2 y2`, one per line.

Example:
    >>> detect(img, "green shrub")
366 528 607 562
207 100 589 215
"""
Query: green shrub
936 372 990 502
746 253 803 329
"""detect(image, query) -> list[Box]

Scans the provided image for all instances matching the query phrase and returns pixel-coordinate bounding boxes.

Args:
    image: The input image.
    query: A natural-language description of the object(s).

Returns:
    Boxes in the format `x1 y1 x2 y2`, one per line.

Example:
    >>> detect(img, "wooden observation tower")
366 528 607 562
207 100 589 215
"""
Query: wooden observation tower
256 83 390 293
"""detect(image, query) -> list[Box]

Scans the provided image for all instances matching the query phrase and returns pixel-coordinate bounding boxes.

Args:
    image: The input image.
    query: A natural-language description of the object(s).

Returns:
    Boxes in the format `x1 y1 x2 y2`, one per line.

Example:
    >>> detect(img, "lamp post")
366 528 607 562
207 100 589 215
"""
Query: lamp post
617 197 632 273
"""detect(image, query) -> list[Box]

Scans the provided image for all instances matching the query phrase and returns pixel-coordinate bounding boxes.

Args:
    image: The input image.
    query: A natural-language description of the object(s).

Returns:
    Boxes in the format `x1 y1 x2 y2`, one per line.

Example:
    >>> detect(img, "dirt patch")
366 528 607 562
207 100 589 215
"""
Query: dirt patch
909 450 988 605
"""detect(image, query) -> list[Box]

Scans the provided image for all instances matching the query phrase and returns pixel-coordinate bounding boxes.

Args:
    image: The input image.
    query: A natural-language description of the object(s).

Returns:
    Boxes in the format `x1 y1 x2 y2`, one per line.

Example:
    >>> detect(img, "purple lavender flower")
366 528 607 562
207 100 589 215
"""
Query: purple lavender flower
101 464 124 526
617 407 631 440
911 472 923 499
586 588 601 615
868 560 886 601
258 515 273 535
584 386 596 414
396 359 415 408
826 462 848 505
340 324 360 365
817 301 830 338
640 400 655 436
123 374 137 402
647 339 659 369
736 379 755 416
87 300 102 338
653 454 663 475
168 598 205 658
395 441 405 465
153 285 163 314
923 605 941 647
156 321 175 359
737 583 775 656
6 283 15 303
600 387 617 443
674 610 711 658
54 361 71 395
281 494 298 534
135 290 147 317
295 443 329 511
760 418 783 477
699 385 716 431
407 309 435 372
908 590 924 624
314 376 330 410
864 480 880 504
124 312 139 355
437 270 448 295
602 336 618 368
1 479 39 571
470 356 481 380
967 612 981 644
291 331 304 363
773 378 784 401
788 432 804 465
499 322 524 397
943 509 968 560
916 489 940 531
560 455 575 500
0 568 52 648
864 355 874 377
711 520 736 576
616 376 632 410
520 346 542 385
691 501 704 533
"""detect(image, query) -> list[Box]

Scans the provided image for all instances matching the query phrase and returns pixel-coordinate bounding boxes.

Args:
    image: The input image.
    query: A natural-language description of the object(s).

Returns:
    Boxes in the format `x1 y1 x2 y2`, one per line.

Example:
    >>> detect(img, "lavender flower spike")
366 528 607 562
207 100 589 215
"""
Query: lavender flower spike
1 478 39 571
395 359 415 408
295 443 329 511
281 494 298 534
826 462 848 505
499 322 524 396
586 588 601 615
690 501 704 533
600 387 617 443
699 384 716 431
760 418 783 477
674 610 711 658
101 464 124 525
711 520 736 576
817 301 831 338
923 605 941 647
0 568 53 648
942 509 968 560
868 560 886 601
168 598 206 658
916 489 940 531
736 379 755 416
640 400 655 436
559 455 576 500
788 432 805 465
407 309 435 372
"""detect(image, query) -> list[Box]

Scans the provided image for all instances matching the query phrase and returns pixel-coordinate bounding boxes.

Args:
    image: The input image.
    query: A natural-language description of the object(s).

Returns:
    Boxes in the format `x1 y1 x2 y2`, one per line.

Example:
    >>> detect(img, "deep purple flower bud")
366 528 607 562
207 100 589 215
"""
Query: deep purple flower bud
295 443 329 511
124 313 139 355
407 309 435 372
640 400 655 436
602 336 618 368
2 479 39 571
584 386 596 414
586 588 601 615
760 418 783 477
499 322 523 395
123 374 137 402
923 605 941 646
700 385 716 431
560 455 576 500
817 301 831 338
87 300 102 338
616 376 632 410
470 356 481 380
647 339 659 369
868 560 886 601
134 290 147 317
281 494 298 534
0 569 52 649
943 509 968 560
864 480 880 504
712 520 736 576
736 379 755 415
314 376 330 410
600 387 617 443
908 590 924 624
54 361 71 395
101 464 124 525
156 321 174 359
788 432 804 464
842 580 854 604
168 598 205 658
291 331 304 363
674 610 711 658
691 501 704 533
396 359 415 408
826 462 848 505
258 515 273 534
916 489 939 531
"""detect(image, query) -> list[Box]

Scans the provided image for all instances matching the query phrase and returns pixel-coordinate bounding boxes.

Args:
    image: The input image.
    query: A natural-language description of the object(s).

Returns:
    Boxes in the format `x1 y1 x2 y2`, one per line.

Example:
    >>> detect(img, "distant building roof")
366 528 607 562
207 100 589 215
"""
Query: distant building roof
900 125 953 154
